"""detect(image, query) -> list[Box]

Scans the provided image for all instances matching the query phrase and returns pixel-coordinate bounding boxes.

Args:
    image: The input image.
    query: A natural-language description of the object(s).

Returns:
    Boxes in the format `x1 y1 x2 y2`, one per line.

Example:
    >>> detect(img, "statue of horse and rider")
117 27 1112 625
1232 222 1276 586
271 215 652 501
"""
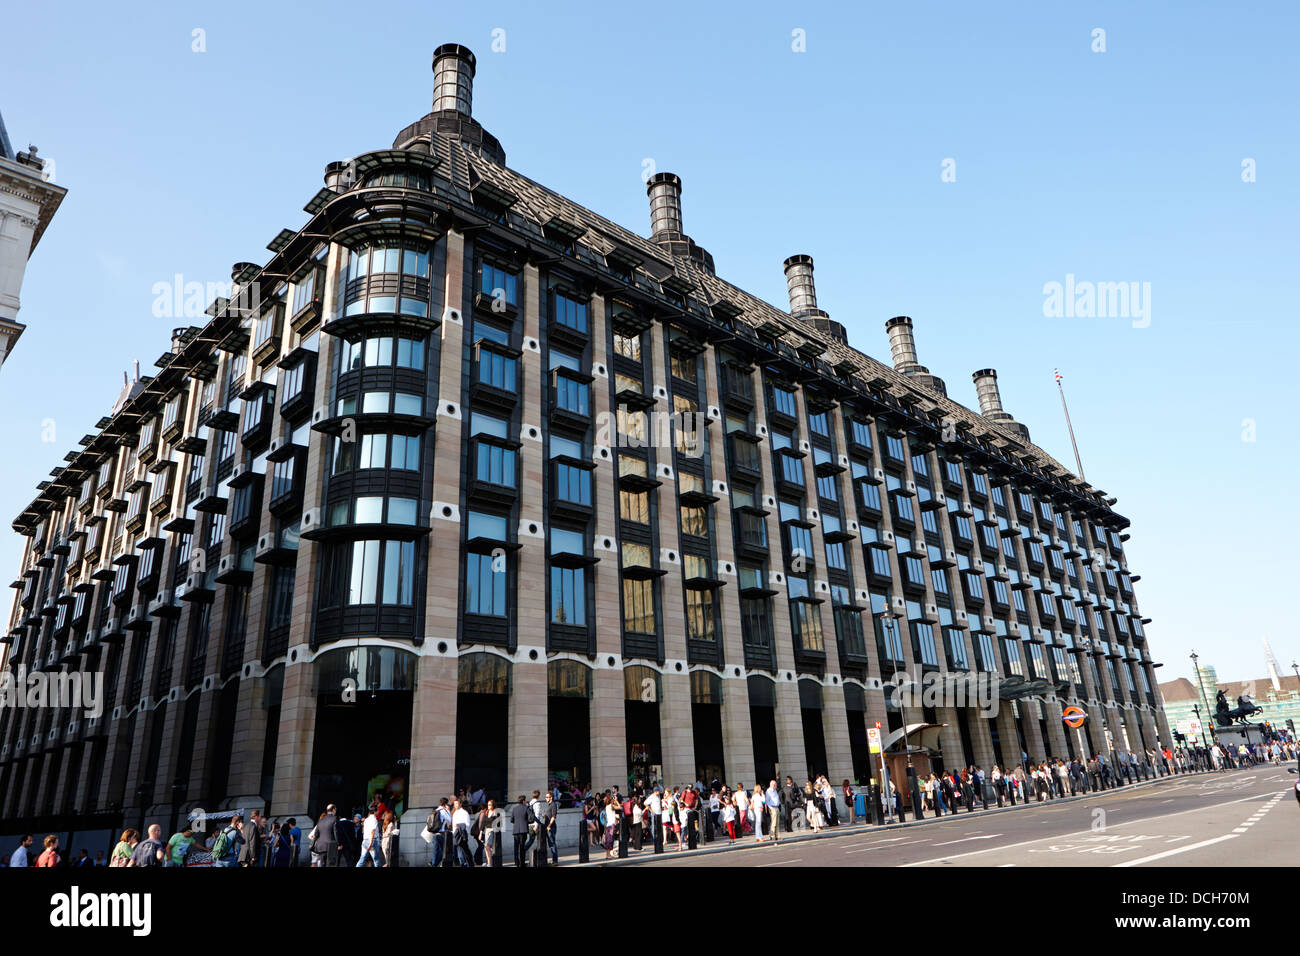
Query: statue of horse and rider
1214 689 1263 727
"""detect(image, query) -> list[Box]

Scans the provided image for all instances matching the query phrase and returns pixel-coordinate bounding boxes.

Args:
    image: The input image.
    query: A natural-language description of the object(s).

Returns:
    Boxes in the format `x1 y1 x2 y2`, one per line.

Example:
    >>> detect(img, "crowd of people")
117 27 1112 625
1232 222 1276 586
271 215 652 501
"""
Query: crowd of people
7 738 1294 868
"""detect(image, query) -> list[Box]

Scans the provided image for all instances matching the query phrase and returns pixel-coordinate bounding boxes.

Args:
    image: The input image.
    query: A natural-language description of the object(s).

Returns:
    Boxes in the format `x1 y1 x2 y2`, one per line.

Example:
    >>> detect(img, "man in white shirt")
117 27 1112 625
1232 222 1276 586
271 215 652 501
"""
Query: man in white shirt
356 810 381 867
9 834 32 867
644 787 663 845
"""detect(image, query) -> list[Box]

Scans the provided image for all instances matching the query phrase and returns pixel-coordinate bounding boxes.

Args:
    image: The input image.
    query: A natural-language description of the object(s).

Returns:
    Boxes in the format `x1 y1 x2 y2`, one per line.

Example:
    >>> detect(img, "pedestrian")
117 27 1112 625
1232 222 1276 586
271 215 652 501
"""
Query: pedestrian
540 789 558 866
285 817 302 867
315 804 339 867
355 807 382 867
765 779 782 843
211 817 244 868
109 830 137 867
35 835 61 868
450 799 474 867
337 814 361 868
381 811 399 867
601 794 618 859
476 799 500 867
8 834 32 868
165 825 197 867
240 810 265 867
128 825 165 867
509 795 532 867
752 784 767 841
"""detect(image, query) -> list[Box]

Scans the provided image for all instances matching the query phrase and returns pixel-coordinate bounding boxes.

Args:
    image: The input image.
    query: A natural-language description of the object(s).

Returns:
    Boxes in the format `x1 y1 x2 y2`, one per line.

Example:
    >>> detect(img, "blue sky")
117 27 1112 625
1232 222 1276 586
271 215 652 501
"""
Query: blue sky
3 0 1296 684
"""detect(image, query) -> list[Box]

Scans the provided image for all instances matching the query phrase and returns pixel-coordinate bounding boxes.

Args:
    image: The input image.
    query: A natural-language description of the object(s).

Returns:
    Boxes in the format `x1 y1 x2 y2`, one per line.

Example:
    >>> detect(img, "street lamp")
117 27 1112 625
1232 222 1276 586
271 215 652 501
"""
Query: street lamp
881 610 925 819
1190 651 1214 743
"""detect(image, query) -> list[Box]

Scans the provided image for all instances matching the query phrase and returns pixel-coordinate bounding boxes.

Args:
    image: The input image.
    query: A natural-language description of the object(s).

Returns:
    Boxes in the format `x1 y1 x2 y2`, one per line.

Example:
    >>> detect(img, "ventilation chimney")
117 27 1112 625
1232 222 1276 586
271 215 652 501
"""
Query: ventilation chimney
171 328 189 354
647 173 683 239
886 316 920 373
645 173 715 274
783 255 846 345
971 369 1030 442
390 44 505 164
883 316 946 396
324 161 351 192
783 255 820 317
432 43 475 115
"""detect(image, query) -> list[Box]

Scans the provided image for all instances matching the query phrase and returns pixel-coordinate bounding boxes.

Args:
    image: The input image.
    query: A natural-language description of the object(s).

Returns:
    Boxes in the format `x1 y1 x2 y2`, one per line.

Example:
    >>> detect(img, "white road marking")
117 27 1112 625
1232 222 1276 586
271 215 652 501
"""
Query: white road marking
841 836 910 849
844 839 928 854
1114 834 1238 867
901 790 1275 867
931 834 1001 847
758 858 802 867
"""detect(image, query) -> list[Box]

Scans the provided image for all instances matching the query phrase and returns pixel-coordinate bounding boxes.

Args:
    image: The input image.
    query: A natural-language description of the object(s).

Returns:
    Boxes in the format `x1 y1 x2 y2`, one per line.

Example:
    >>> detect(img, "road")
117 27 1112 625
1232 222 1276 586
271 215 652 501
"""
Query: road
618 767 1298 867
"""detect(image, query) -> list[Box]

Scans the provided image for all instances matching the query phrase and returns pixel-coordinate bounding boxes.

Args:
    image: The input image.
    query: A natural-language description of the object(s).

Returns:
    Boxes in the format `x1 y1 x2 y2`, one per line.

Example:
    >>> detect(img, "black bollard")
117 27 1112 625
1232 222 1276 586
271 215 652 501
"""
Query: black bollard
704 806 713 843
653 815 664 854
687 811 699 850
617 815 628 859
577 811 589 864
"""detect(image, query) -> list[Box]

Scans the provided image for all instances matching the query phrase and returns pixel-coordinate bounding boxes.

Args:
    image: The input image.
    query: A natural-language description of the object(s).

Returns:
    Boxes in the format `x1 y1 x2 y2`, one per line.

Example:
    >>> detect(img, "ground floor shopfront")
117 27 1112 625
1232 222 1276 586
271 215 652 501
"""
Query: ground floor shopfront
0 641 1171 853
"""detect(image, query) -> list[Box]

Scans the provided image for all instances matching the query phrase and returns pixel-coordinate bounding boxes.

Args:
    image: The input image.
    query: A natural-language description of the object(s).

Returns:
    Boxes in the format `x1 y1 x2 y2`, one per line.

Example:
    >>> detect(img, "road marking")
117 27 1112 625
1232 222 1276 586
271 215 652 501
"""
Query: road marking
758 858 802 867
998 863 1016 867
901 790 1275 867
1114 834 1238 867
841 836 910 849
931 834 1001 847
844 840 928 854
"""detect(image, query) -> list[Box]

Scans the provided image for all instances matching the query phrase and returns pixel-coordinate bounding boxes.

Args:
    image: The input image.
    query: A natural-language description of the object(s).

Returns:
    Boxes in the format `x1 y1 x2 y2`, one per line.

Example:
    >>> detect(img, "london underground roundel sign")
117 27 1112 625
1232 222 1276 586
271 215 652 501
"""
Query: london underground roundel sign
1062 706 1087 728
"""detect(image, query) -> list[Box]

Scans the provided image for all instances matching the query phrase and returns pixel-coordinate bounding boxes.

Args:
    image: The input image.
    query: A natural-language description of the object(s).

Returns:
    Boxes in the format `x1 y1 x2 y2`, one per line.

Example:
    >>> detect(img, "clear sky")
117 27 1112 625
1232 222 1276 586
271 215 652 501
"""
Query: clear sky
3 0 1296 685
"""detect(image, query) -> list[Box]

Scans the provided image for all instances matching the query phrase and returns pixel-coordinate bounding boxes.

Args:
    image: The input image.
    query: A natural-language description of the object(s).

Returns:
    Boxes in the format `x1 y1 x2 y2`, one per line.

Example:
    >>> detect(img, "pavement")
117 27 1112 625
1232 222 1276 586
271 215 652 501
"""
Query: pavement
563 765 1297 867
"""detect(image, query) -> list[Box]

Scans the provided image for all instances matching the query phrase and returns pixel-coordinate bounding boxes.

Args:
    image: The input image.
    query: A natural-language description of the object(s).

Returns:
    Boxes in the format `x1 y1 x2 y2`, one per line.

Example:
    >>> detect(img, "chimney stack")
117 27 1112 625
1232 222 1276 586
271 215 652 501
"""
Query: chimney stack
886 316 921 374
644 172 716 274
971 369 1030 442
783 255 848 344
972 369 1004 416
646 172 683 239
882 316 946 396
171 328 189 354
432 43 476 116
782 255 820 317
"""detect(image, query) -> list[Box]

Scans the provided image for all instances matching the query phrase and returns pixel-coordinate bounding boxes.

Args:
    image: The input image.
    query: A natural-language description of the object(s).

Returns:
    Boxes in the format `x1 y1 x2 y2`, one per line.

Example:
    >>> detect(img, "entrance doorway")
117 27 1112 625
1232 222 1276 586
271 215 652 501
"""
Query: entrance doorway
748 676 778 785
799 679 828 780
309 647 416 818
624 666 662 791
455 653 511 803
690 671 725 787
548 660 591 795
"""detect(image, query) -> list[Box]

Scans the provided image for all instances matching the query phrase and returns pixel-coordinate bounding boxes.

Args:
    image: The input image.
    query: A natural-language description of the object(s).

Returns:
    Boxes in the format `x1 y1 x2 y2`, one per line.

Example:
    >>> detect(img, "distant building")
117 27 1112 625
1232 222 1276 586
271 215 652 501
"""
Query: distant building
1160 670 1300 744
0 109 67 368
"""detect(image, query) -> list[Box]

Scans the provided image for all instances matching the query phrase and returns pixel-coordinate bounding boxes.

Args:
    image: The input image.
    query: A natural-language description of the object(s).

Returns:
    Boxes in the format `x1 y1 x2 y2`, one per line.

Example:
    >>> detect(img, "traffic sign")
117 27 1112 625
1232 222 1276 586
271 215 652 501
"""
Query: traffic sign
1062 706 1087 729
867 727 882 753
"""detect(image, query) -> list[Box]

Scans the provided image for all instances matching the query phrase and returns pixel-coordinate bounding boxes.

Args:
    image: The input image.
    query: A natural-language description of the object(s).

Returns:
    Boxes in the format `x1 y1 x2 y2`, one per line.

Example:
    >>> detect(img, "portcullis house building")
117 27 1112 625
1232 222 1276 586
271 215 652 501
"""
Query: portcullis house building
0 45 1169 843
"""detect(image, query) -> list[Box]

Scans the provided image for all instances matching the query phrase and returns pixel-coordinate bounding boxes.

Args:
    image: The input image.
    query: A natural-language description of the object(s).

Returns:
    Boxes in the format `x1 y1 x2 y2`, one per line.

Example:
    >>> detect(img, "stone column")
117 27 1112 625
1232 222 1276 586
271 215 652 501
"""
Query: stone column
508 261 547 796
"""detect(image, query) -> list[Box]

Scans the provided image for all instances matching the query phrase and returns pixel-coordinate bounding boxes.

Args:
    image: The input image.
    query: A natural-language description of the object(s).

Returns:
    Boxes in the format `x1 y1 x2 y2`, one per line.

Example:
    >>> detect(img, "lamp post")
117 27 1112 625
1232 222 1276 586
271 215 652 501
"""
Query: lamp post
882 612 925 820
1190 651 1214 743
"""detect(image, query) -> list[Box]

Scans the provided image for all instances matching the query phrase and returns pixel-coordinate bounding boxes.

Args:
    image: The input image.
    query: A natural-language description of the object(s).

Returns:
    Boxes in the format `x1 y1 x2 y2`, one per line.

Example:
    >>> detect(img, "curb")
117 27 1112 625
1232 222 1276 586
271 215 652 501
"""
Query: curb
569 766 1237 867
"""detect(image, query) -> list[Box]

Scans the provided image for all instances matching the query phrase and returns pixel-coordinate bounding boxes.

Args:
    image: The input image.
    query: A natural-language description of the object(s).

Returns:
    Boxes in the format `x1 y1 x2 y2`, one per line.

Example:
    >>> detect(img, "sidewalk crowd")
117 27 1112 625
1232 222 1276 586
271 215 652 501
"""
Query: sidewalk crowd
6 739 1294 868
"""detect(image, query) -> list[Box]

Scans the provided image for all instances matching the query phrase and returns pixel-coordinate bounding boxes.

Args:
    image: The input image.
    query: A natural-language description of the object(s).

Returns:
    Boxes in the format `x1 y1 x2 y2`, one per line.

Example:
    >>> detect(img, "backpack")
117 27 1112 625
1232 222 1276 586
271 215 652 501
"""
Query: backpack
212 826 236 860
426 811 444 835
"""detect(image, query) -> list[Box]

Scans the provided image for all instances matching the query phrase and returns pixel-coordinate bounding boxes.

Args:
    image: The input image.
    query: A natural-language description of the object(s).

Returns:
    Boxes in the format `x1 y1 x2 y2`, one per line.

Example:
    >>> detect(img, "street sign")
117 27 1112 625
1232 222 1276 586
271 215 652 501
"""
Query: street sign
1062 705 1087 728
867 727 882 753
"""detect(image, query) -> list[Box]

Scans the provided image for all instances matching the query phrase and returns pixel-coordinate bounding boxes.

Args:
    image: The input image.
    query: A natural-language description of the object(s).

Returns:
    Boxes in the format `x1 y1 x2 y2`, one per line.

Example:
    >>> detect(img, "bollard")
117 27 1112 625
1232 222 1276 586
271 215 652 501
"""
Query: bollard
617 815 628 859
653 815 663 854
578 811 589 864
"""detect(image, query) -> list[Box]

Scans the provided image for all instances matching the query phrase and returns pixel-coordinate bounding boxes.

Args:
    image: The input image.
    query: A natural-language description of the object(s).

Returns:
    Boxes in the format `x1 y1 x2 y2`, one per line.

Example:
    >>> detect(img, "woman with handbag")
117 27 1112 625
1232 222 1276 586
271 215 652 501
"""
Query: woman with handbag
475 800 499 867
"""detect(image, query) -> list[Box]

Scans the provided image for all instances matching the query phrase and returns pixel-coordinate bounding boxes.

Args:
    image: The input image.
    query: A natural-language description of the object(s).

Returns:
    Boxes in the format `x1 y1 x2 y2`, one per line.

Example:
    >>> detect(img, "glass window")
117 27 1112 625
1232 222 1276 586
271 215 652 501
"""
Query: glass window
466 551 507 616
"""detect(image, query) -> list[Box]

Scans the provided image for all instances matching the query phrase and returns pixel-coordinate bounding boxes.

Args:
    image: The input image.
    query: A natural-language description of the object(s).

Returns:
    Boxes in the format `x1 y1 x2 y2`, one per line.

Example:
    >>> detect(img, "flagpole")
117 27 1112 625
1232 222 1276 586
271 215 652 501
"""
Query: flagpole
1055 369 1085 481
